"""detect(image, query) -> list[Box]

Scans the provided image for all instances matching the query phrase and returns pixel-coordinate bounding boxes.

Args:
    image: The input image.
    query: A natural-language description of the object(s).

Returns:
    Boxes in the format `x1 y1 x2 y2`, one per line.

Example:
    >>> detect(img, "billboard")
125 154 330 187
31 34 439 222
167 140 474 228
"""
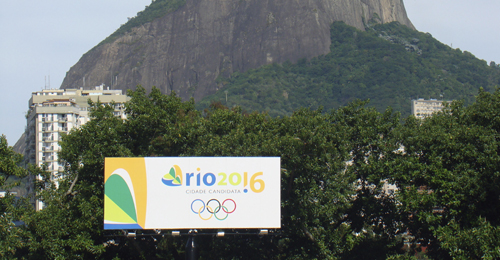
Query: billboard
104 157 281 230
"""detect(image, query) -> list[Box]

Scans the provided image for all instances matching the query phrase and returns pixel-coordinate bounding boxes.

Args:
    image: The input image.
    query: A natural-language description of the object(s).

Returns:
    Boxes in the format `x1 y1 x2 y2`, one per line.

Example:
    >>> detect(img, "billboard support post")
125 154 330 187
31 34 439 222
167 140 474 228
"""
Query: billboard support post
185 229 198 260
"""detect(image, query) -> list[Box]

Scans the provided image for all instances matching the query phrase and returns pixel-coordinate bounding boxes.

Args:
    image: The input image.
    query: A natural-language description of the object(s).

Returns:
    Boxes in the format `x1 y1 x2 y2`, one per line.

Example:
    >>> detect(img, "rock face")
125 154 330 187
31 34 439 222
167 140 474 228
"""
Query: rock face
13 132 26 155
60 0 414 100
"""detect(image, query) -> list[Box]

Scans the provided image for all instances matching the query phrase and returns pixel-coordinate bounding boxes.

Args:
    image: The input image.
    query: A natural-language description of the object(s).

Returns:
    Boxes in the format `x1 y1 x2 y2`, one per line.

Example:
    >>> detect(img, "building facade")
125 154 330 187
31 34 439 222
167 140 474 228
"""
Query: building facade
24 86 129 210
411 98 451 119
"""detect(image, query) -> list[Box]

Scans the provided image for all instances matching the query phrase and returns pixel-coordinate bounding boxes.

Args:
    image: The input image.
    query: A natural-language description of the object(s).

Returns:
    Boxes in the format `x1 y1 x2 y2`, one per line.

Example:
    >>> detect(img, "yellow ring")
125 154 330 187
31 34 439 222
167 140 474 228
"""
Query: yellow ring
199 205 213 220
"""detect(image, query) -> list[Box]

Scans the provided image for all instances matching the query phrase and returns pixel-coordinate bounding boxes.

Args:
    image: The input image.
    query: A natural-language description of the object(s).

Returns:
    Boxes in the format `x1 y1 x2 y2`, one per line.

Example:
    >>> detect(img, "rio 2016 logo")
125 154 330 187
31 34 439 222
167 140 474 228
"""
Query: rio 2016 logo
162 165 265 193
191 199 236 220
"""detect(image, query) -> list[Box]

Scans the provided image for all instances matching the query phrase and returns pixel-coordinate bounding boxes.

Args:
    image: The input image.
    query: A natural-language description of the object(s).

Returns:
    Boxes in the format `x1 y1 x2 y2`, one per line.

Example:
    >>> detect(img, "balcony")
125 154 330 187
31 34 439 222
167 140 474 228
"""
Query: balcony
41 156 54 161
42 146 55 152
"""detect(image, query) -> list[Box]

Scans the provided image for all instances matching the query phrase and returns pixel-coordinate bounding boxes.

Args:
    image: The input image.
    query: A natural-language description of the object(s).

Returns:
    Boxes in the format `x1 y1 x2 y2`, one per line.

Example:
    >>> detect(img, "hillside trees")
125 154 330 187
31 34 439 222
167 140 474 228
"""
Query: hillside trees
197 21 500 118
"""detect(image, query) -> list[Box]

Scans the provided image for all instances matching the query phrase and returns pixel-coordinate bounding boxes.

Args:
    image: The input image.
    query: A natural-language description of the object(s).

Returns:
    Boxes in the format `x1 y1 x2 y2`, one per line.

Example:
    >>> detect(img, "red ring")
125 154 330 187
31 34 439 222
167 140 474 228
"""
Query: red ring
222 199 236 213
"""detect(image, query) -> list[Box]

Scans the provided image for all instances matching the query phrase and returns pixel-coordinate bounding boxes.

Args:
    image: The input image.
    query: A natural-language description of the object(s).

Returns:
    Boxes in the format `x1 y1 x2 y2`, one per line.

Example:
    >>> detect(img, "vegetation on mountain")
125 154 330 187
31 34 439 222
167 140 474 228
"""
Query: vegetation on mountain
98 0 186 46
2 87 500 259
197 21 500 117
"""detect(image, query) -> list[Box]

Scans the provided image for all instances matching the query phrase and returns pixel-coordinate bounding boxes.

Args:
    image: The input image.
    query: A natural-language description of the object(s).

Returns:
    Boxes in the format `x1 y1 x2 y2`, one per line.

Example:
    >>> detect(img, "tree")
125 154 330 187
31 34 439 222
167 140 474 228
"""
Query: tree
390 88 500 258
0 135 26 187
9 102 130 259
188 107 358 259
337 102 405 259
0 135 30 259
118 88 362 258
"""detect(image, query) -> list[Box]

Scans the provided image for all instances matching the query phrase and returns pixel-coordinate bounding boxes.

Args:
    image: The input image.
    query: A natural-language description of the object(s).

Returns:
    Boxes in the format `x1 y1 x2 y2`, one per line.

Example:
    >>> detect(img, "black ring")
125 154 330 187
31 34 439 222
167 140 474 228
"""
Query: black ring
206 199 221 214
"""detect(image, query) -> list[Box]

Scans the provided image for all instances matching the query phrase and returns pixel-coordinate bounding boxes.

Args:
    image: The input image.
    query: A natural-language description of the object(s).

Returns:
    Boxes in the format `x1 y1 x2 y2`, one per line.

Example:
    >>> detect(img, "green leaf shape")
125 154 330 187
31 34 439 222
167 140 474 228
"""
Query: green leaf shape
163 167 177 180
105 174 137 223
169 167 176 179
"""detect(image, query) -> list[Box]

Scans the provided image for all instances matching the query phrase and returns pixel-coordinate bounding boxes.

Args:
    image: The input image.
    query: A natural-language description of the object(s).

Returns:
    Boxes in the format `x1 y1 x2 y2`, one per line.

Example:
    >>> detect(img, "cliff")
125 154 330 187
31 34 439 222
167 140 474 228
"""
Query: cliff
60 0 414 101
12 132 26 155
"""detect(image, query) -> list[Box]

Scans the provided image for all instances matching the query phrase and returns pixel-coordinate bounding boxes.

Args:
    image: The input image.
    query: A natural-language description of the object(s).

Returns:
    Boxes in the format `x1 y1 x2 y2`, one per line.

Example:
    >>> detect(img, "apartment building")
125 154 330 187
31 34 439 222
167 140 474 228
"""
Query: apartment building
24 85 129 210
411 98 452 119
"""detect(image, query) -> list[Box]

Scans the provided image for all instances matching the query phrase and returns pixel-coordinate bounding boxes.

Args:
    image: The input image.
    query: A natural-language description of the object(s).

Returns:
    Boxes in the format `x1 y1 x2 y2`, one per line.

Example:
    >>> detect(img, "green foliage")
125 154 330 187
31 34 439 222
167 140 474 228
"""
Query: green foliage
389 88 500 258
197 21 500 118
124 87 198 156
437 218 500 260
3 87 500 259
0 135 31 259
188 107 359 259
0 212 22 259
0 135 26 184
97 0 186 46
121 88 368 258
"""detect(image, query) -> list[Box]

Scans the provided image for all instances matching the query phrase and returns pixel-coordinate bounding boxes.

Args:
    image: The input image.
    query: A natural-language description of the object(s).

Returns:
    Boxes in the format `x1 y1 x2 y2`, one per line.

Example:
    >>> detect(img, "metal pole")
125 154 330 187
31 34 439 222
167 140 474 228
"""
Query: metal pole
185 229 198 260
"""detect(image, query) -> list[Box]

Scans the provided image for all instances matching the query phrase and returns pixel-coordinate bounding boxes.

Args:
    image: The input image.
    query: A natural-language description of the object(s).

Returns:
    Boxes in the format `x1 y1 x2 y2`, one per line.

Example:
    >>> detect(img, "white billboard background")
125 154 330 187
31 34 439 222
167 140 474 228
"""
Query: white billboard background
105 157 281 230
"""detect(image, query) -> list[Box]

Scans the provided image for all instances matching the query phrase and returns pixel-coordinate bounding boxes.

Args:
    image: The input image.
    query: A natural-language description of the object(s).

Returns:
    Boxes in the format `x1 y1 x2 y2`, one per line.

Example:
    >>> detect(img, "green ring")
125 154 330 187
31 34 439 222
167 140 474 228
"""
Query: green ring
214 206 229 220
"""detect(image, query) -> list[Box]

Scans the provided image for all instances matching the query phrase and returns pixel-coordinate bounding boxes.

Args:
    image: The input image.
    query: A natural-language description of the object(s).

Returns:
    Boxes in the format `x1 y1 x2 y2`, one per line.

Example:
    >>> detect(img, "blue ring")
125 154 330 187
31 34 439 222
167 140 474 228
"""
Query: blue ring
191 199 205 214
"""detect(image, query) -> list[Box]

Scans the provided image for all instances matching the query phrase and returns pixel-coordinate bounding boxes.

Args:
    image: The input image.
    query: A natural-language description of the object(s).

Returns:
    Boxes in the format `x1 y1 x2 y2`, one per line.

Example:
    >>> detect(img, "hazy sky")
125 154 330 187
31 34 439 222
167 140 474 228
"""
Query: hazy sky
1 0 499 145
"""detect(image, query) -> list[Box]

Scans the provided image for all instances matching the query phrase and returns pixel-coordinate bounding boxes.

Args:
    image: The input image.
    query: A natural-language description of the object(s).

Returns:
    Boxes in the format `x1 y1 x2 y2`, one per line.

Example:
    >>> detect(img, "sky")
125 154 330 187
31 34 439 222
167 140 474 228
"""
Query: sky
1 0 499 146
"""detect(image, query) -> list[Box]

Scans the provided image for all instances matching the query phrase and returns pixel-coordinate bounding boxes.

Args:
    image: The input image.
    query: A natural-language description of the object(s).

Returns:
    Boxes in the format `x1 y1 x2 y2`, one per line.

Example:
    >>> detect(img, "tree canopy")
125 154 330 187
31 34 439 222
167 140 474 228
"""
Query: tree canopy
1 87 500 259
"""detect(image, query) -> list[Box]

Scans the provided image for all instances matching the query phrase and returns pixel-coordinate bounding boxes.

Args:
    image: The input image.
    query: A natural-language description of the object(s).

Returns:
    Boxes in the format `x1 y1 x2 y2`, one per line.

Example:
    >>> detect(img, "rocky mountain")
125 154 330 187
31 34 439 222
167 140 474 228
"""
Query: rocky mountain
60 0 414 101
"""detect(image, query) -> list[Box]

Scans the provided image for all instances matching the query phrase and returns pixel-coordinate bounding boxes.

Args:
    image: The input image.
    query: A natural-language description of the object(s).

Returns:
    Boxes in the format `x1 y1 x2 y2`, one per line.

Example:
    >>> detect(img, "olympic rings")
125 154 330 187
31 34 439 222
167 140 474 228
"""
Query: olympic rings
191 199 237 221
